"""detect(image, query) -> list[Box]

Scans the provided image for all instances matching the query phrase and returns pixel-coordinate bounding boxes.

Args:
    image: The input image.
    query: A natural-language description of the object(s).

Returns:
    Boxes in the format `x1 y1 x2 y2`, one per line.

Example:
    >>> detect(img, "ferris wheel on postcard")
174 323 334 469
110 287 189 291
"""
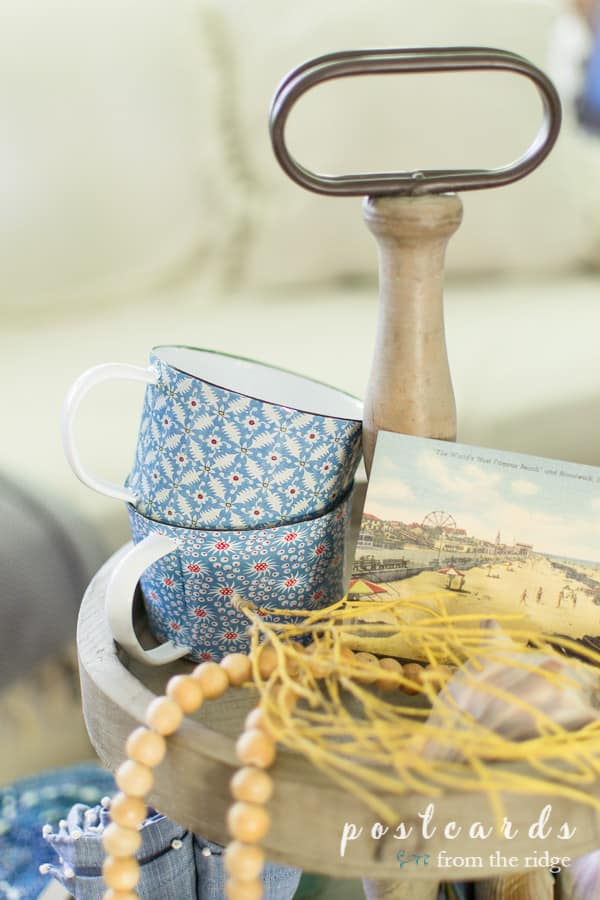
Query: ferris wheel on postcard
422 511 456 530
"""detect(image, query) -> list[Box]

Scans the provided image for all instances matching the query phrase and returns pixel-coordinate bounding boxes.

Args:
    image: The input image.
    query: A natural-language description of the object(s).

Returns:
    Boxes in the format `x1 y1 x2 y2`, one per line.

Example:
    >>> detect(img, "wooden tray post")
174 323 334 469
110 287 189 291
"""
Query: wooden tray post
361 192 463 473
361 191 460 900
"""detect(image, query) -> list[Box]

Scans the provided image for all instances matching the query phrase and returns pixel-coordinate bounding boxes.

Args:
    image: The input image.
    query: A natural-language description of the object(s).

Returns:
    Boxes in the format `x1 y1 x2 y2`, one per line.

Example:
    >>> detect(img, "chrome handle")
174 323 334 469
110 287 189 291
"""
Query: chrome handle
269 47 562 196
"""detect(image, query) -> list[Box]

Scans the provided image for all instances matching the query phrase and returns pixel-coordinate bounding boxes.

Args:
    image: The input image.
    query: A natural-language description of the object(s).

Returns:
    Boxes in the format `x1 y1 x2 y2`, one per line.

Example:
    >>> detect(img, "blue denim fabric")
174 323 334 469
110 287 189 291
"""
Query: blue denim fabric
47 830 197 900
45 804 195 900
32 765 302 900
45 814 302 900
46 803 185 869
194 835 302 900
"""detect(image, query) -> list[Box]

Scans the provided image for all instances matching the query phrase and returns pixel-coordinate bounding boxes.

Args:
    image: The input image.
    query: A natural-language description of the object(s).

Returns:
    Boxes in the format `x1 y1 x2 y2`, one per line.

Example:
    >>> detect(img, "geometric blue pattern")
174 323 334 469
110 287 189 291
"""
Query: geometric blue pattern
127 352 362 529
127 487 352 662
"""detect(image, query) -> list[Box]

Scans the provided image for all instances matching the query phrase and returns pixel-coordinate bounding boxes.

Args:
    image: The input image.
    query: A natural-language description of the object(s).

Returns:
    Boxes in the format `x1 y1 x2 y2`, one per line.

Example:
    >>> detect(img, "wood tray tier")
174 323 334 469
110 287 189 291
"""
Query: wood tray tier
77 543 600 880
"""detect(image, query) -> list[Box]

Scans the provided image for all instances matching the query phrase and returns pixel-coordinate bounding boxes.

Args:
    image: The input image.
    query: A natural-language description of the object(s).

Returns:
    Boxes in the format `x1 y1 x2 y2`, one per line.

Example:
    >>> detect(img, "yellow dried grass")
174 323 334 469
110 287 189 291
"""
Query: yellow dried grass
233 593 600 826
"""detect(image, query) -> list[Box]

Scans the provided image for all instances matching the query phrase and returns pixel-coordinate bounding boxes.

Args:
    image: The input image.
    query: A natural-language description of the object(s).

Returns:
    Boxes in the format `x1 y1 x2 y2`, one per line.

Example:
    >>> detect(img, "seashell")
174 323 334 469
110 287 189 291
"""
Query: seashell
419 625 600 762
418 626 600 900
474 869 553 900
559 850 600 900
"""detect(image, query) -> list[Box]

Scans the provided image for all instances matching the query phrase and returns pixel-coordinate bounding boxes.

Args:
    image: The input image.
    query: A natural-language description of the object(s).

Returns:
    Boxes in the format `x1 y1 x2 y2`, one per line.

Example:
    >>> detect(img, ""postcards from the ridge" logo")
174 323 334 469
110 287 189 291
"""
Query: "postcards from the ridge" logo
340 802 575 873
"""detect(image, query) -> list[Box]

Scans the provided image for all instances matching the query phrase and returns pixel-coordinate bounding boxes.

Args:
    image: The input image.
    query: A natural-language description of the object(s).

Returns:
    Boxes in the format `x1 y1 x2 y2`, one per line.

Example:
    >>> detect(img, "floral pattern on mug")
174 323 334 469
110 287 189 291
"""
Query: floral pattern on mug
127 354 362 529
127 489 352 661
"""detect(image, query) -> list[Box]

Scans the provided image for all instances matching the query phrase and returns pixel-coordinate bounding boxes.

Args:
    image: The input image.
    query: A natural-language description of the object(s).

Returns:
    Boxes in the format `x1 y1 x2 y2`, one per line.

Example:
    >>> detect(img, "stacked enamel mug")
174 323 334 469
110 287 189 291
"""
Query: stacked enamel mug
63 345 362 667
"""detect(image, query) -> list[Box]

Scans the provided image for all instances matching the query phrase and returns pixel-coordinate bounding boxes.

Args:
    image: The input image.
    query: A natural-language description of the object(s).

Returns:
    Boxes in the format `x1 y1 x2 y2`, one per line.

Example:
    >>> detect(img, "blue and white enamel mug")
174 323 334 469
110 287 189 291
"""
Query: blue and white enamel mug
106 488 352 665
63 345 362 529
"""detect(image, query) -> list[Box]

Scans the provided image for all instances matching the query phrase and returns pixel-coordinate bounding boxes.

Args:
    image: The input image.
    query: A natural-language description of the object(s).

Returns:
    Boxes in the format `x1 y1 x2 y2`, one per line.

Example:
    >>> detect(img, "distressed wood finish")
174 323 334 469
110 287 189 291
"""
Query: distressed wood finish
361 193 461 473
361 191 461 897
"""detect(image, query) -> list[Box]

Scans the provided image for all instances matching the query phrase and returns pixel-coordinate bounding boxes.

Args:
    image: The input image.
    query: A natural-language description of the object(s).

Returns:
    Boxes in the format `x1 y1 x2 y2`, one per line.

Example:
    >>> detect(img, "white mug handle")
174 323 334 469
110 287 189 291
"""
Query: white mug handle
61 362 159 502
106 533 192 665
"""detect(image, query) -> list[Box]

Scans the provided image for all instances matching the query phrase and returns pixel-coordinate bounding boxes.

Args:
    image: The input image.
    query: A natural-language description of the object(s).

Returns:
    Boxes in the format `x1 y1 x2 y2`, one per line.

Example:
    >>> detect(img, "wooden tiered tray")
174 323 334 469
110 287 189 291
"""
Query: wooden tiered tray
77 195 600 892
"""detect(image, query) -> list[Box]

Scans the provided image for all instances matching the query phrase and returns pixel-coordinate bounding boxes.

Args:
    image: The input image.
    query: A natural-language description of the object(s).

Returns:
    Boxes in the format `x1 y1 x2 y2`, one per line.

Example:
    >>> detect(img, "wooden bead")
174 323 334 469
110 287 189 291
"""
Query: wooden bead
230 767 274 805
224 840 265 880
192 661 230 699
115 760 153 797
377 657 403 692
354 652 380 683
274 687 298 713
102 822 142 857
224 877 264 900
236 729 276 768
167 674 205 713
109 793 147 830
339 645 354 663
424 664 453 692
227 801 271 843
125 727 166 768
256 646 278 679
221 653 253 686
285 656 300 676
104 890 139 900
305 646 331 679
244 690 295 733
102 856 140 892
245 707 267 731
403 662 424 695
145 696 184 735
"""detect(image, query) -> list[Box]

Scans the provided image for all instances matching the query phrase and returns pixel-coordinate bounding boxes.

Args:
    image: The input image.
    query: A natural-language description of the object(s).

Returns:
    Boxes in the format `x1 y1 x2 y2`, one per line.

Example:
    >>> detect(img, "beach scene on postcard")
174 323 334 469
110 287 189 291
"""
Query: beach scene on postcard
352 431 600 645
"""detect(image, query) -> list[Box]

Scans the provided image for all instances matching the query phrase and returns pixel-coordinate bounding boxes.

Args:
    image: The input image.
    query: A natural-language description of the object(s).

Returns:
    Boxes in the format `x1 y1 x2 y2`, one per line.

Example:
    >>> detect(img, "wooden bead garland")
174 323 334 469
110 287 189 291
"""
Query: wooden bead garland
104 890 139 900
377 657 404 692
101 647 442 899
109 793 147 830
145 696 183 735
103 822 142 857
125 728 166 768
230 767 274 805
224 840 265 876
236 729 277 768
115 760 153 798
166 674 204 712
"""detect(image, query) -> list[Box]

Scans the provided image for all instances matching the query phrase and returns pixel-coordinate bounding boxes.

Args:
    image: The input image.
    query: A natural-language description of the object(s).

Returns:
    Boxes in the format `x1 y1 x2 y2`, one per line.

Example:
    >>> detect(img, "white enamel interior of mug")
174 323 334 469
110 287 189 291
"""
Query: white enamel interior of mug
156 346 363 421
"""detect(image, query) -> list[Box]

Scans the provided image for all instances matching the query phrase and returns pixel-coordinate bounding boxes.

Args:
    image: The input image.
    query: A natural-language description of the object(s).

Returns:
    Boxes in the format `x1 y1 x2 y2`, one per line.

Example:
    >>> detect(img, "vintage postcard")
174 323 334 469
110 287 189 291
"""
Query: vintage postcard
351 431 600 642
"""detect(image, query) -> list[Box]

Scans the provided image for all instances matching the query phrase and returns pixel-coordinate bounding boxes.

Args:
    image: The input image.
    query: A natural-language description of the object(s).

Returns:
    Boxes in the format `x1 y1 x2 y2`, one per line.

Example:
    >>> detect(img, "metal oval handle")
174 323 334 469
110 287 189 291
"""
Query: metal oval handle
269 47 562 196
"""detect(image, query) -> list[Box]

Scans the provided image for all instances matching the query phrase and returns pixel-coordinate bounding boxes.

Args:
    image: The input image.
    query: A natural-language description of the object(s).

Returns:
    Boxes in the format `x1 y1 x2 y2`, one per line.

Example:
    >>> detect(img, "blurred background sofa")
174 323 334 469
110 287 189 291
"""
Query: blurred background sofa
1 0 599 784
